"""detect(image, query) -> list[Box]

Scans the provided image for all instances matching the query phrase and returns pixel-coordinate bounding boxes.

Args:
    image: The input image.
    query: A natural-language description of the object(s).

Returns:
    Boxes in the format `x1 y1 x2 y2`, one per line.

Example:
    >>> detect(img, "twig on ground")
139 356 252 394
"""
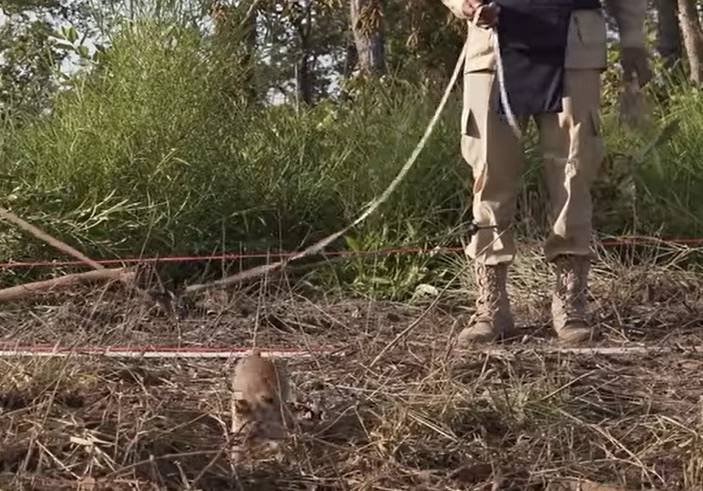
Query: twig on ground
0 207 163 309
0 268 134 304
459 344 703 357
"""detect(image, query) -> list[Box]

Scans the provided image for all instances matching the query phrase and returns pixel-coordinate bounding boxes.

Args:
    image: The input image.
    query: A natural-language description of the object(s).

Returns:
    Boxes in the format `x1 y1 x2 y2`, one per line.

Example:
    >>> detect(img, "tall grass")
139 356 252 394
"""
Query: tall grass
0 20 467 266
637 80 703 235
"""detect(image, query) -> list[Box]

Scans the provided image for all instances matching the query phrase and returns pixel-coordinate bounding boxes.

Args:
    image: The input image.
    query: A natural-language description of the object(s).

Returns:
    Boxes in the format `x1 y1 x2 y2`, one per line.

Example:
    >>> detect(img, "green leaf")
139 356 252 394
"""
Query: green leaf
66 26 78 43
77 45 90 59
53 41 74 51
345 235 361 252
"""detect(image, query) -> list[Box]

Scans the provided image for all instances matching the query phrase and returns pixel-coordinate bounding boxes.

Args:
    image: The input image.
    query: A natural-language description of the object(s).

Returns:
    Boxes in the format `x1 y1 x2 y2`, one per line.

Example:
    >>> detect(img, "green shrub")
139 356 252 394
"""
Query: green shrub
0 20 466 268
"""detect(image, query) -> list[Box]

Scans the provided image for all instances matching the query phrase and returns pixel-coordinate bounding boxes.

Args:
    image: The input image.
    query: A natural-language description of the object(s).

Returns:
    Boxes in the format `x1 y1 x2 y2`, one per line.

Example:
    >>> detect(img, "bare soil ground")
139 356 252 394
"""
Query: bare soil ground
1 248 702 490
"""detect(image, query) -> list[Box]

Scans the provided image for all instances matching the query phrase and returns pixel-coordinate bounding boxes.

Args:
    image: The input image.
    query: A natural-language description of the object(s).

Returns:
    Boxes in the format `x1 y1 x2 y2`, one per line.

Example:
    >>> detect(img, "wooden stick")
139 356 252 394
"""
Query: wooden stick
0 268 134 303
0 207 104 270
0 207 156 306
0 344 700 360
456 345 703 357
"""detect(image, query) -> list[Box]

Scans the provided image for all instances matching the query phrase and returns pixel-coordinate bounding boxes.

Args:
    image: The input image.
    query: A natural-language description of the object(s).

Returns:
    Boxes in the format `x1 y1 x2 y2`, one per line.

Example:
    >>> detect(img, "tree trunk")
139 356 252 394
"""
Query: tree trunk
296 55 314 105
293 0 314 105
656 0 682 68
677 0 703 84
349 0 386 77
343 40 358 79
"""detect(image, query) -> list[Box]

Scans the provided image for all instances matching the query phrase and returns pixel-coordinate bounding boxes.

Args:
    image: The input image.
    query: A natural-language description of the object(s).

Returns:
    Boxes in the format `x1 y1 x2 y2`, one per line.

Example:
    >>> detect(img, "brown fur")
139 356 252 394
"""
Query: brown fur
230 350 290 441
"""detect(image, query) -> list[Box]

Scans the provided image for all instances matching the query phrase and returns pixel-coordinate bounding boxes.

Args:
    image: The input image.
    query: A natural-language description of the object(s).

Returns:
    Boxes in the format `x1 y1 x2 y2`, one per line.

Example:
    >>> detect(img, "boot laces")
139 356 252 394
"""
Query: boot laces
474 262 506 321
554 256 588 321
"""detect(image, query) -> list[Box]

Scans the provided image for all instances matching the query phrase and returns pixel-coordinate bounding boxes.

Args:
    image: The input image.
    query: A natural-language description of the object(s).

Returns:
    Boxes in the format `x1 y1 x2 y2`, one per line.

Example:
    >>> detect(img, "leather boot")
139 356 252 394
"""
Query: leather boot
551 254 595 344
457 262 514 346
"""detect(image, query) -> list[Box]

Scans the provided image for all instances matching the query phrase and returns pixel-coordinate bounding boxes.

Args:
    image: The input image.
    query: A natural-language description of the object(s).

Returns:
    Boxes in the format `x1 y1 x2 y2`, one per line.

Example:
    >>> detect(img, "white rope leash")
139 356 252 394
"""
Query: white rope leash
472 2 522 140
492 31 522 139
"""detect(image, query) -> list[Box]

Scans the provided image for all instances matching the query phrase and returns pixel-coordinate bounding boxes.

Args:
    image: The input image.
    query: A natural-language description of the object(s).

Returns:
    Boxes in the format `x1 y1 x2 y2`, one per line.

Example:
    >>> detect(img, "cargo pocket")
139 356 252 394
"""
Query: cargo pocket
463 107 480 138
570 10 606 46
464 23 496 73
461 108 484 175
565 10 607 69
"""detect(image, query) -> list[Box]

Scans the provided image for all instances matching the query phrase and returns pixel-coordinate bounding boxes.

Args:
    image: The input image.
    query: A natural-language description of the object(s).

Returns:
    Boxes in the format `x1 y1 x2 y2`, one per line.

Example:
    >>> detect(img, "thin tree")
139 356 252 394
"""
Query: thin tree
290 0 314 105
677 0 703 84
349 0 385 76
656 0 682 68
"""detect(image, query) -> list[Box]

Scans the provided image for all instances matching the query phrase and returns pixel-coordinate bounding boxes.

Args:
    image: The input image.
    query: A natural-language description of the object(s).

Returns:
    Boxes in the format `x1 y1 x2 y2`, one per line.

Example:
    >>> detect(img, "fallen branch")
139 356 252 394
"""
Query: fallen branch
456 344 703 357
0 207 158 308
0 207 104 270
0 268 134 303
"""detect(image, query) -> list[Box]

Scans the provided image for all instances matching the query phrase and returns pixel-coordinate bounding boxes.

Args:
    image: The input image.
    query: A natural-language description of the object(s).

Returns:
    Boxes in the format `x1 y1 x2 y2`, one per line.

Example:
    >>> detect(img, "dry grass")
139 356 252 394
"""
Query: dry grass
1 244 702 490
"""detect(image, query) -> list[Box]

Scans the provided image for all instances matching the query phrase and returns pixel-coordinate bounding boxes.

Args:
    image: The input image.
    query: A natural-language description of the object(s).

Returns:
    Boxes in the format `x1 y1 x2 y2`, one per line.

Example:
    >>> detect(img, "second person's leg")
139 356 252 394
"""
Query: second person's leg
459 70 526 345
535 68 605 344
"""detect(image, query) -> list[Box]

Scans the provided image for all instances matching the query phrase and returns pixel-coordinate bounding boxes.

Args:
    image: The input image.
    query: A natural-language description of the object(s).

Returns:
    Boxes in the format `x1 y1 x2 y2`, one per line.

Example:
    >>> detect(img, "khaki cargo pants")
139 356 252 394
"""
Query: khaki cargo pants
462 10 607 265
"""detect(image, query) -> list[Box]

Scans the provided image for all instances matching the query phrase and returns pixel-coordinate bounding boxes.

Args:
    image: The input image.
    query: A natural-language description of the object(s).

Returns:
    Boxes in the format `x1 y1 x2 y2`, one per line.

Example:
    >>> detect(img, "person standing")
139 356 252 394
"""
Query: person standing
440 0 652 345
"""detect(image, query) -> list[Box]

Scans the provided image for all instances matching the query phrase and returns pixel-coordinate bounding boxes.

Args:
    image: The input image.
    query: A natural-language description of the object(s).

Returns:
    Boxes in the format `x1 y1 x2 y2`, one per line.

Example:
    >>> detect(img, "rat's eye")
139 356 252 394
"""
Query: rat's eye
262 395 275 406
234 399 251 414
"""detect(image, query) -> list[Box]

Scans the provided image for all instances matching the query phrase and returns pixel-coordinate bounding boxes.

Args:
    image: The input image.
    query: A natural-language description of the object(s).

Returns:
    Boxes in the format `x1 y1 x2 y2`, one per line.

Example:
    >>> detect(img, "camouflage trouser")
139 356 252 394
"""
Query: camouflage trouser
461 10 607 265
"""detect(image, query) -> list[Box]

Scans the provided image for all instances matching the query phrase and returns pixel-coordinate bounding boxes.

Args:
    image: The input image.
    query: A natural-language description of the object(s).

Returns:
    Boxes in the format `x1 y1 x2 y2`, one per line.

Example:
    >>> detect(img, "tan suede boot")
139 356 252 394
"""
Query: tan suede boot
551 255 595 344
457 262 514 346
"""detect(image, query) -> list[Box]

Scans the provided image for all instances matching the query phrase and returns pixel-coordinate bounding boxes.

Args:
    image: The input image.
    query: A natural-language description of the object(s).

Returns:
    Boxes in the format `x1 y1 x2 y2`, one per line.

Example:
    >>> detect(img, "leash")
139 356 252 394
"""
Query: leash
492 28 522 139
472 2 522 139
